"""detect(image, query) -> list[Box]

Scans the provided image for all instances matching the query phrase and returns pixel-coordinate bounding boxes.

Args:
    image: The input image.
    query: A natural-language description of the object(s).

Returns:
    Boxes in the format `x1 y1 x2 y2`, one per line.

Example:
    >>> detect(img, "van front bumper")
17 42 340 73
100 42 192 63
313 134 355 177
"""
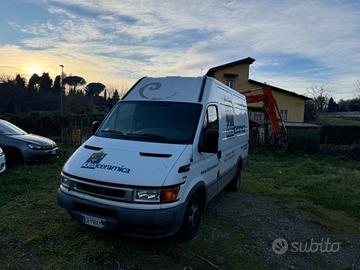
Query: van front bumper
57 189 186 238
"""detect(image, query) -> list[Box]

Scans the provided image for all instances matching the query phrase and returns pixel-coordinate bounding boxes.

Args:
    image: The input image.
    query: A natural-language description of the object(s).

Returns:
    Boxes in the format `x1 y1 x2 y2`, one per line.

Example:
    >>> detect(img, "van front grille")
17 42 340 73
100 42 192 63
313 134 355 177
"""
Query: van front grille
66 176 133 202
76 182 126 198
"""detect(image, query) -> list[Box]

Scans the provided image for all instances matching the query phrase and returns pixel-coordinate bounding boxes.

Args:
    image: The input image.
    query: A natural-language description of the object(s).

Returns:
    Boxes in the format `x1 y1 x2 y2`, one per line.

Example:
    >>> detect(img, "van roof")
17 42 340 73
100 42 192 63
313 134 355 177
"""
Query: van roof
123 76 206 103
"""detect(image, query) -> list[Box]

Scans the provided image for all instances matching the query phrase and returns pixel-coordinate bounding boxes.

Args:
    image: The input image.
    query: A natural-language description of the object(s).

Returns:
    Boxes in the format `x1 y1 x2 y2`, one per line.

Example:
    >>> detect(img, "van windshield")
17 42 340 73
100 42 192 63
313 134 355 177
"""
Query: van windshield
97 101 202 144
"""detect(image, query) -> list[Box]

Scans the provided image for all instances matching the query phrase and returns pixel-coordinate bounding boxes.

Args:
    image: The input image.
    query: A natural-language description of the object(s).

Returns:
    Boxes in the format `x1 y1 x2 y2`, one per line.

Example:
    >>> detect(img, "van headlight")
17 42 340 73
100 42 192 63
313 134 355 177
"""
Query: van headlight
134 189 160 202
60 173 72 188
134 185 180 203
0 148 3 156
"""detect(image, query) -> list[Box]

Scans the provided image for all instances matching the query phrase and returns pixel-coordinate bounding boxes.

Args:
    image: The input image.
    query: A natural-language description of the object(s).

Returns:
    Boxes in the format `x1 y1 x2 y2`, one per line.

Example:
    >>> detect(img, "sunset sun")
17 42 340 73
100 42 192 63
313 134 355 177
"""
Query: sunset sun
24 65 44 76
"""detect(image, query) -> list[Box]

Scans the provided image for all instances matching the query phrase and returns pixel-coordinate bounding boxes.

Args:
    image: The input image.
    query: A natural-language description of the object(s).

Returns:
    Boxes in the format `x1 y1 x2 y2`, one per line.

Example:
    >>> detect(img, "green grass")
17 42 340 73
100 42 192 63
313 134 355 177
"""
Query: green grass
1 147 360 269
244 151 360 223
0 146 263 270
317 115 360 126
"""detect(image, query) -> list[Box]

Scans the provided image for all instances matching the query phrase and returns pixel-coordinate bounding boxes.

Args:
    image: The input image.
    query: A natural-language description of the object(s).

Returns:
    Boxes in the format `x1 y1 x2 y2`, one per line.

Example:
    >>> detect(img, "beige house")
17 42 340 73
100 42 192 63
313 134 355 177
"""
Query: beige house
206 57 310 123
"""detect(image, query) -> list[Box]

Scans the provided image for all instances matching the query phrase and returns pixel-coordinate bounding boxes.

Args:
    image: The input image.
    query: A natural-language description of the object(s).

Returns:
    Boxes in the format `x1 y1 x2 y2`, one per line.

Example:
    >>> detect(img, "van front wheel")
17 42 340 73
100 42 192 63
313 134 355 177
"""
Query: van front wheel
179 193 202 240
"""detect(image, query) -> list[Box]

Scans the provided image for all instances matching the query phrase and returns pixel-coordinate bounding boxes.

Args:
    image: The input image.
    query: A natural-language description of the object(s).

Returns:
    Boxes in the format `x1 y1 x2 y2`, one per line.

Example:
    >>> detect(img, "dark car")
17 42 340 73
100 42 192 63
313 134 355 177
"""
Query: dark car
0 119 58 164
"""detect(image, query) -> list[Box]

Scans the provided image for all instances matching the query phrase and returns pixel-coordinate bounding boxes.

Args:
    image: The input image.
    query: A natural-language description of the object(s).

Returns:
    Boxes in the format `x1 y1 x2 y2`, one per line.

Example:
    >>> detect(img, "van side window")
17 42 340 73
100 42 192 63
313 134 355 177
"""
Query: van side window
203 105 219 130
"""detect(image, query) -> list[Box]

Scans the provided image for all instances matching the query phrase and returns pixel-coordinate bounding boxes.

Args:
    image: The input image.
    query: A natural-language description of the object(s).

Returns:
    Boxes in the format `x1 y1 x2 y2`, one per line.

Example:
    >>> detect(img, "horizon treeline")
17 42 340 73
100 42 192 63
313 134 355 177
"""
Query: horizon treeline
0 73 122 114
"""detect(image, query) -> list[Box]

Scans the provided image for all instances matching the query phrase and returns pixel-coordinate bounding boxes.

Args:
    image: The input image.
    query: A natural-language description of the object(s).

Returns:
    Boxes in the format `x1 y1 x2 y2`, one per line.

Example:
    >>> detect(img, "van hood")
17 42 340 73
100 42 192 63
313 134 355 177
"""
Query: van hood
63 136 188 187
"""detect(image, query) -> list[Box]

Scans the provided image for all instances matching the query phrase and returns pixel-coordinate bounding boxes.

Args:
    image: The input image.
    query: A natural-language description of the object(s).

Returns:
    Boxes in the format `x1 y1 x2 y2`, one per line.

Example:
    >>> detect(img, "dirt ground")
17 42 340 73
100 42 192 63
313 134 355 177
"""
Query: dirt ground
205 188 360 270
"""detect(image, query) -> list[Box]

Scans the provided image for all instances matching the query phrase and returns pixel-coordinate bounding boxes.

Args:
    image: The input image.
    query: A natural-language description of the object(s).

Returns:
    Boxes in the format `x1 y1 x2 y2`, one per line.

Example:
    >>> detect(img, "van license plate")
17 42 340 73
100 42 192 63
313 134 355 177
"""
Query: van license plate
82 214 105 228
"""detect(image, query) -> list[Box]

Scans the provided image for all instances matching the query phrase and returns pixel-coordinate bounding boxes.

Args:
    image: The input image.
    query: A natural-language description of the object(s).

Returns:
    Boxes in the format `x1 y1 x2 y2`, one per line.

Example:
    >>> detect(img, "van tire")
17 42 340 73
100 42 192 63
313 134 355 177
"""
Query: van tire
229 162 242 192
179 193 203 241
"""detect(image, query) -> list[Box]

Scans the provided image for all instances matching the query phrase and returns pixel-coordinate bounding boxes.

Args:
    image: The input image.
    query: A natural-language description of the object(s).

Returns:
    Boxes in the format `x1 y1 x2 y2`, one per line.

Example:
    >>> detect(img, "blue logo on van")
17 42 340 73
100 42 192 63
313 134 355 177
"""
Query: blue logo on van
81 151 107 169
81 151 130 174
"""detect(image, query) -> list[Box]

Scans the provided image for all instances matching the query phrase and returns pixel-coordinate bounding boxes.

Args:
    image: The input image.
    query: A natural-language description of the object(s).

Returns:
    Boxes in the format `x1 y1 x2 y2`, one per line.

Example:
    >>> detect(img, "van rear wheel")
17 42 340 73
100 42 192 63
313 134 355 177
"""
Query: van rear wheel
229 163 242 191
179 193 203 240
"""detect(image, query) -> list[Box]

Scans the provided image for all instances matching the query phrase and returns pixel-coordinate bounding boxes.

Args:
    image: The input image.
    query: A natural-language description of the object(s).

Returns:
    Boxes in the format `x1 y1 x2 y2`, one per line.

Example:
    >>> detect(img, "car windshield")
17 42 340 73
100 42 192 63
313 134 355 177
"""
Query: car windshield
0 120 27 135
97 101 202 144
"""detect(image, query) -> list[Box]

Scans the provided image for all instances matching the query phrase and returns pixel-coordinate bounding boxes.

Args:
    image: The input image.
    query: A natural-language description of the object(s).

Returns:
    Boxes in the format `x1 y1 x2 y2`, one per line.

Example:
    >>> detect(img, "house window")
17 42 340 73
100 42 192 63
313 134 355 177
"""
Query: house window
225 79 235 89
280 109 288 121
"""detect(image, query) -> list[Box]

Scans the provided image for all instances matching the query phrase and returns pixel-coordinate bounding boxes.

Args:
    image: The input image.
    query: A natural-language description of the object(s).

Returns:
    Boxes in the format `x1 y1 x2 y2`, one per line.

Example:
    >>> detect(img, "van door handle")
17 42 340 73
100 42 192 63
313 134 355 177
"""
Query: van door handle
217 150 222 159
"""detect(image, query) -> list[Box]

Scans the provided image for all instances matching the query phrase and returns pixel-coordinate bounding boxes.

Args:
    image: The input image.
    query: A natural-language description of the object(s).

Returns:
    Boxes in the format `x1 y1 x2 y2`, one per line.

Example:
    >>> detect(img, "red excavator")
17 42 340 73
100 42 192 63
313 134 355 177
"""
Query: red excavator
243 85 288 145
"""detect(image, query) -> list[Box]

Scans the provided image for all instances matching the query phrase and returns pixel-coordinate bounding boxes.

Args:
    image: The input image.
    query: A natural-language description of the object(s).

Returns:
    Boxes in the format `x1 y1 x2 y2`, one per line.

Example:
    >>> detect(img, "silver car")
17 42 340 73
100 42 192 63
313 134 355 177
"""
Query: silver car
0 119 58 165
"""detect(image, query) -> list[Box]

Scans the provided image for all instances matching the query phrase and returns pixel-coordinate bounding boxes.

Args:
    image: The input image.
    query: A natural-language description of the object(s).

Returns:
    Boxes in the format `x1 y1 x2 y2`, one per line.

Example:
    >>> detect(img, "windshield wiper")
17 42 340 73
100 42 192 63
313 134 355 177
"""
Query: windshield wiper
100 129 125 135
126 133 173 143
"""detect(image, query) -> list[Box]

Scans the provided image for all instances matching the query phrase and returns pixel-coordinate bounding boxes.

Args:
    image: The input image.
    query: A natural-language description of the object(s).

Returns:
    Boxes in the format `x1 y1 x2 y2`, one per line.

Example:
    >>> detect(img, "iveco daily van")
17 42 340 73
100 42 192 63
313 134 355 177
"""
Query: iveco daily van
57 76 249 239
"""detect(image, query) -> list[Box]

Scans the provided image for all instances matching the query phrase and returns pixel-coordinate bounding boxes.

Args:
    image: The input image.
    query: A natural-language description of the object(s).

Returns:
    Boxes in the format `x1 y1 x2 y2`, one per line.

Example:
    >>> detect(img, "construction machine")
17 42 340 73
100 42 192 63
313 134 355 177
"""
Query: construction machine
244 85 288 145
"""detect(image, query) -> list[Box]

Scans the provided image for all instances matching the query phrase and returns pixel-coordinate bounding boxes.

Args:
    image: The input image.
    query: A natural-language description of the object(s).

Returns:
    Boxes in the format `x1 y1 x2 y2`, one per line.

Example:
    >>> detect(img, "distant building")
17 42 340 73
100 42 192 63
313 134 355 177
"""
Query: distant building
206 57 310 123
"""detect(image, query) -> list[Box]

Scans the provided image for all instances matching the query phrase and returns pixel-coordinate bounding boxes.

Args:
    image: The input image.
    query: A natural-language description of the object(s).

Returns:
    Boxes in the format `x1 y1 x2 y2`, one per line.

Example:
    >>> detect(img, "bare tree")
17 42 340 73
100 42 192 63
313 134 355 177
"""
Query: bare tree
0 74 13 83
119 81 132 97
304 85 331 121
307 85 330 113
355 80 360 97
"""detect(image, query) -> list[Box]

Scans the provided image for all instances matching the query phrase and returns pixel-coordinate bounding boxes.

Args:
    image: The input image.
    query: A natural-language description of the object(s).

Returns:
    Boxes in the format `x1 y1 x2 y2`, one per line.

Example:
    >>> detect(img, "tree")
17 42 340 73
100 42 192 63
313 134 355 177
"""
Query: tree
15 74 26 91
112 89 120 103
105 89 120 109
307 85 330 119
28 73 40 95
304 100 318 122
338 99 347 112
39 72 53 94
355 80 360 97
0 72 113 113
4 102 16 113
327 97 338 112
85 82 105 97
63 76 86 93
349 98 360 111
12 74 27 112
338 98 360 112
52 75 61 93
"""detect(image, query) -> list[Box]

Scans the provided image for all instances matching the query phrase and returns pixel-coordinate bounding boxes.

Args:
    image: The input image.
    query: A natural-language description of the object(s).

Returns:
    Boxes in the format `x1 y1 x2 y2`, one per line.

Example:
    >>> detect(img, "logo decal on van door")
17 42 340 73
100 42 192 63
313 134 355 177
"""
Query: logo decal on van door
81 151 130 174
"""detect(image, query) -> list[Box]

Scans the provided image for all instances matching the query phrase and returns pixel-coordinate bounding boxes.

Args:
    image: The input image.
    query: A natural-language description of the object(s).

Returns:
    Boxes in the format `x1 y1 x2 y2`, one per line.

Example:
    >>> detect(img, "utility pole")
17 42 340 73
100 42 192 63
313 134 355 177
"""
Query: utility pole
59 65 64 114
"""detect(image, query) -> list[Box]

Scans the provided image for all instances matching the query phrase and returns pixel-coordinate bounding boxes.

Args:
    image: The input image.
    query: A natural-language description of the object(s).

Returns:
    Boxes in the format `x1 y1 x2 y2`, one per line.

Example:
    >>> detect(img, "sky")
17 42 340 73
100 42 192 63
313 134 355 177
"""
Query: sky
0 0 359 99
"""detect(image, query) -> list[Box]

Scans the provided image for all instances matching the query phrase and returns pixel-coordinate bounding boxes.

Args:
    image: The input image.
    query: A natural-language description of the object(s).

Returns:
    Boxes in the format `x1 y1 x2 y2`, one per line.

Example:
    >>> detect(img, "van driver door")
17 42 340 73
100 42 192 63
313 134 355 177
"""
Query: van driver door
196 104 220 201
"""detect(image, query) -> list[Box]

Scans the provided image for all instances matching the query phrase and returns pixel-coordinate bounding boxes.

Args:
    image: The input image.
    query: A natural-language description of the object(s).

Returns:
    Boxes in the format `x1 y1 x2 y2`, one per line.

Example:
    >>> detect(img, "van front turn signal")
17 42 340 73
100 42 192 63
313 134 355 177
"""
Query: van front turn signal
160 186 180 202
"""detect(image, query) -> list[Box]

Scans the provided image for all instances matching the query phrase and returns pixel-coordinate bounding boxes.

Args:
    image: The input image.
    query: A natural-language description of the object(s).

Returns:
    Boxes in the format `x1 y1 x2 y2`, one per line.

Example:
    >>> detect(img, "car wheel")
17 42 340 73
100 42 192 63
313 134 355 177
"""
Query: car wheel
179 193 203 240
4 148 24 166
229 162 242 192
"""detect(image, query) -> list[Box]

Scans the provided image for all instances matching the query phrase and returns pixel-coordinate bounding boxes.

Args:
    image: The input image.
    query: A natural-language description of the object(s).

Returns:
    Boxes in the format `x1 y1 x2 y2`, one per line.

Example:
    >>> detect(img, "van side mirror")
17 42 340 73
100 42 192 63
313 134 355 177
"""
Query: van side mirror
91 121 101 135
199 129 219 154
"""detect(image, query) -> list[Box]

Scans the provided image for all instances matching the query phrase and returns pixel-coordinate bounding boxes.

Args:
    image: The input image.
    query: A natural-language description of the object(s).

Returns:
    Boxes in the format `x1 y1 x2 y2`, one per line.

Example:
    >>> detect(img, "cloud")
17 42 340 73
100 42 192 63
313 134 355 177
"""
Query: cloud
0 0 359 98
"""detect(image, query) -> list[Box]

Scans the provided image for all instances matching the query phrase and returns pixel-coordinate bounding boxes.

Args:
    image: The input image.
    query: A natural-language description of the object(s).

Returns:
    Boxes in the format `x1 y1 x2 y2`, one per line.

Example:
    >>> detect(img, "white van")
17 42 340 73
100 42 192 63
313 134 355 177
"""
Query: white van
57 76 249 239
